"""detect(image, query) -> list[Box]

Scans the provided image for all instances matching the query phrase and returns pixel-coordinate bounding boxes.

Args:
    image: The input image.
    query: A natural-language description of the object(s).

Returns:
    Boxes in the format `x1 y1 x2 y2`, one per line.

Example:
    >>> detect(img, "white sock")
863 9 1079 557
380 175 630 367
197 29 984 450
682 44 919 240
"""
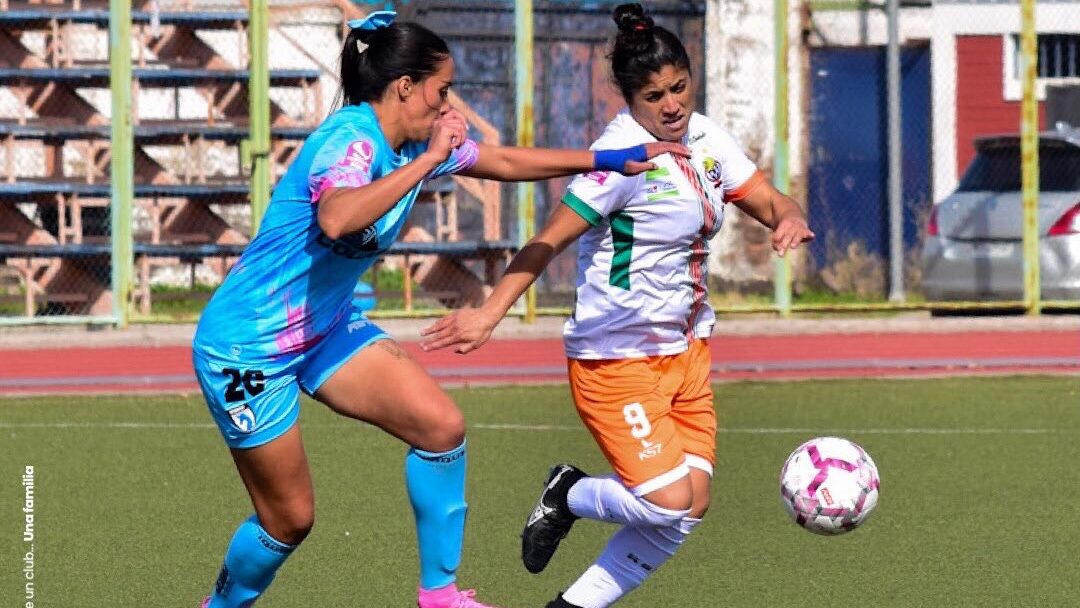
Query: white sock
561 516 702 608
567 475 688 527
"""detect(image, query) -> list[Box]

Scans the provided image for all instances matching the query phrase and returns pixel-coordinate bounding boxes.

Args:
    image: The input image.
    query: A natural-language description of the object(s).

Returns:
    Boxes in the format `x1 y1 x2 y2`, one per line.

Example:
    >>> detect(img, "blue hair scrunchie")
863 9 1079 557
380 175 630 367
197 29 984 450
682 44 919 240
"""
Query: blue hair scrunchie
347 10 396 31
594 145 648 173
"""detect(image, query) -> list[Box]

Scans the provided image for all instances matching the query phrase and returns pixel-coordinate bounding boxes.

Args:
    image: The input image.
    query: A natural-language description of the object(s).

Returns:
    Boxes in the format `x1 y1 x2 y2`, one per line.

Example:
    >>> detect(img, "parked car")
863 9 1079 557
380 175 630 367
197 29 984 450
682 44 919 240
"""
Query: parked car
922 123 1080 301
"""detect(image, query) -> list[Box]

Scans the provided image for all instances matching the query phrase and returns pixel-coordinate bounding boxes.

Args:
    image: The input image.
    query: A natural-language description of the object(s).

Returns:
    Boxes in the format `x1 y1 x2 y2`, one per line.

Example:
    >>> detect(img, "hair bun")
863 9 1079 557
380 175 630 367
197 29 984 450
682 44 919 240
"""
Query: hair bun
613 3 653 35
613 3 654 55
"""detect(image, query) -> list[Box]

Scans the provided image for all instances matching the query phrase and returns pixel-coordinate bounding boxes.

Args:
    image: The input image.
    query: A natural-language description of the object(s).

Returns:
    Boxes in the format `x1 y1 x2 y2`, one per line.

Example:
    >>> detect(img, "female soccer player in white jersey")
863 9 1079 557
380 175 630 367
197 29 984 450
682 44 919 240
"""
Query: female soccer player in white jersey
191 11 683 608
421 4 814 607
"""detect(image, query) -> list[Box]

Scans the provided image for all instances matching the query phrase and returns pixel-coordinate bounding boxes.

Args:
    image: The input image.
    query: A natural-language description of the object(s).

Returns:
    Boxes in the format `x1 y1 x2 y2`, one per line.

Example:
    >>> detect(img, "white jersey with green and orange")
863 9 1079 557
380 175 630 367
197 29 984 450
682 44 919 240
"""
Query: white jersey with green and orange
561 109 765 360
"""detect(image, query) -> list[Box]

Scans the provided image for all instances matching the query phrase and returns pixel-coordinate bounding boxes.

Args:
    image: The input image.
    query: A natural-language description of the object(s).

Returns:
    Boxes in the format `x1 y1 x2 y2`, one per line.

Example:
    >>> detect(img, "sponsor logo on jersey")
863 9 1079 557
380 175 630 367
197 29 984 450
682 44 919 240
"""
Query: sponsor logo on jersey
638 439 663 460
645 181 680 201
645 167 671 181
343 139 375 172
687 131 706 144
315 225 379 259
347 318 371 334
582 170 610 185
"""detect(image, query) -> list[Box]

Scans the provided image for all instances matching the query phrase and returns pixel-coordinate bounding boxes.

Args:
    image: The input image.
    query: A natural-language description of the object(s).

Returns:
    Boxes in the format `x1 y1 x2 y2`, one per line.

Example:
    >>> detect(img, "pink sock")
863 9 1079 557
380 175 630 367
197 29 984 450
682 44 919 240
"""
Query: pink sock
418 583 459 608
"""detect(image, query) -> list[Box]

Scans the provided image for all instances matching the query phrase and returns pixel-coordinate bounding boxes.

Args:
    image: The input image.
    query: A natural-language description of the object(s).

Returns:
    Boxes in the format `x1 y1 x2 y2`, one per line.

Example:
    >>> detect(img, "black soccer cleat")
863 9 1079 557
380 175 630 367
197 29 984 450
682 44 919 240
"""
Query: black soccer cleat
522 463 588 574
544 594 583 608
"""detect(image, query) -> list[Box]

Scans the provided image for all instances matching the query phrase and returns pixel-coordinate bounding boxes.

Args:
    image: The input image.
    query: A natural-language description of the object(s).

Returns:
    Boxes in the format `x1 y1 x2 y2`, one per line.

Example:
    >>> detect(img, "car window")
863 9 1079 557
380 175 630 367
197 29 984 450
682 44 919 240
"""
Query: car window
958 143 1080 192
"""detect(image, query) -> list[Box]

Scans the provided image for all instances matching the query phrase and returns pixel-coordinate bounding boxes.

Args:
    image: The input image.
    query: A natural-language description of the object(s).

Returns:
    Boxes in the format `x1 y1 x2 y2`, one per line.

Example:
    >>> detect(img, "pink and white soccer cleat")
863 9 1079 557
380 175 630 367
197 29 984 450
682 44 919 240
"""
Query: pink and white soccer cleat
418 583 500 608
199 597 210 608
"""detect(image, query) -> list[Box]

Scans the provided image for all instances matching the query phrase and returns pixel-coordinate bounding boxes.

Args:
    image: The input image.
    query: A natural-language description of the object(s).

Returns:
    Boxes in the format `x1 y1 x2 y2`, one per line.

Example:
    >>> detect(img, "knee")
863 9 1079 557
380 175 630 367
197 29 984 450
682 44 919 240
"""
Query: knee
414 399 465 453
260 500 314 546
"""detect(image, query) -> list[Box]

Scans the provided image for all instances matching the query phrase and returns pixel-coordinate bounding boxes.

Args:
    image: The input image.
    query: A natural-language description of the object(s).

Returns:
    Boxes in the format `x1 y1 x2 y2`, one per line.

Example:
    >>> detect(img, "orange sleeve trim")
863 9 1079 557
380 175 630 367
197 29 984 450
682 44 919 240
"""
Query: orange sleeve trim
724 170 767 203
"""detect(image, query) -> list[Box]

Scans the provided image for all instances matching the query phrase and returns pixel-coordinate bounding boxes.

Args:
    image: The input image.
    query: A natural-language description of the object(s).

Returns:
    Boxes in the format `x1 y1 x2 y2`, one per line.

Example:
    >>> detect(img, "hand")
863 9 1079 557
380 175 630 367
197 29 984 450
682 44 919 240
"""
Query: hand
621 142 692 175
426 110 468 163
420 306 499 354
772 214 815 257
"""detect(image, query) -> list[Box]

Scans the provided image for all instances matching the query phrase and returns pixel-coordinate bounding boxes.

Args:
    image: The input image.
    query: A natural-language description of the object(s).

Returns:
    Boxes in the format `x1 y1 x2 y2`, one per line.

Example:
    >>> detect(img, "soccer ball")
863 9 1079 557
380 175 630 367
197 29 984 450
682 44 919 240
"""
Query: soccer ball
779 436 880 535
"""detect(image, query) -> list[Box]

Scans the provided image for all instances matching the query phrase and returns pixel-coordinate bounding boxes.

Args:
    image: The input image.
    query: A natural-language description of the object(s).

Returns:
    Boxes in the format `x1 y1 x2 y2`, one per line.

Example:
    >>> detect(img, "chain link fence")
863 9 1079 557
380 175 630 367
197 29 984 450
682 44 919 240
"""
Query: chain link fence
2 0 1074 323
922 0 1079 308
708 0 1078 312
0 2 118 319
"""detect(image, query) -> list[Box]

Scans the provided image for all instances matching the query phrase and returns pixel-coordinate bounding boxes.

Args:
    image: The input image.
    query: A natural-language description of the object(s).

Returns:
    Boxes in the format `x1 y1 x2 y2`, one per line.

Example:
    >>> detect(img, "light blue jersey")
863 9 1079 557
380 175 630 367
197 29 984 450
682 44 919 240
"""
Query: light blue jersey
192 102 478 447
195 103 477 361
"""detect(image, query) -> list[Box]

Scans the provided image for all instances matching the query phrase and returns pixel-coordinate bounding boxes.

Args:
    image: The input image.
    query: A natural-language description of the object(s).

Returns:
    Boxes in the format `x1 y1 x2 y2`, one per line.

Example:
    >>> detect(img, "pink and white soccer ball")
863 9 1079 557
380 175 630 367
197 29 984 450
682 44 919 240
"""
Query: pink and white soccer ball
779 437 880 535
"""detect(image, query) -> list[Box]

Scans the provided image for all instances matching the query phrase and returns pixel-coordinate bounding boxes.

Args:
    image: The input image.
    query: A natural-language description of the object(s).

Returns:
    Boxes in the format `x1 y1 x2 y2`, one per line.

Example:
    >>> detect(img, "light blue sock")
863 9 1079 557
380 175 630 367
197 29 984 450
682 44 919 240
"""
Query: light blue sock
405 441 468 590
208 515 296 608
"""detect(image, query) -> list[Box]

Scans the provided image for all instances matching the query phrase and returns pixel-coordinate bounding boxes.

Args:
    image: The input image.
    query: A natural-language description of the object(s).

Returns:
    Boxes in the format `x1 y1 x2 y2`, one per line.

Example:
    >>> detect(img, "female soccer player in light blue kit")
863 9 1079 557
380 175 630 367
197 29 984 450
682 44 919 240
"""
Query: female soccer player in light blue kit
191 11 685 608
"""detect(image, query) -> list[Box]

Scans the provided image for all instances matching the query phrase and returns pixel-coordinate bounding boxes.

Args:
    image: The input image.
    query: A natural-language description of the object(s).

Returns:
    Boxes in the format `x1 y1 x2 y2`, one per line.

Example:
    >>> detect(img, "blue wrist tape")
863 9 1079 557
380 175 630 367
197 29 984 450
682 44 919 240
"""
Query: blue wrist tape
594 145 648 172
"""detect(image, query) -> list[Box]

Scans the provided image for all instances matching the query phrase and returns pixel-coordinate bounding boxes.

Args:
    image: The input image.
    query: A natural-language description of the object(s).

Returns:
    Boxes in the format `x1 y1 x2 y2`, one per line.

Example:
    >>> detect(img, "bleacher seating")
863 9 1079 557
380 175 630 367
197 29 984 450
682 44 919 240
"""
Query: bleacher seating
0 239 519 316
0 1 512 319
0 1 321 317
0 8 250 29
0 67 320 87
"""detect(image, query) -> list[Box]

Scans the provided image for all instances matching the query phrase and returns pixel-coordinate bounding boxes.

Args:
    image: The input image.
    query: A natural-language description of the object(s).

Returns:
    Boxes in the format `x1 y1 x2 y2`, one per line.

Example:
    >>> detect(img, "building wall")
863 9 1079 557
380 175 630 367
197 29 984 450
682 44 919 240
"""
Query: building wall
705 0 802 282
931 1 1080 200
705 1 931 282
954 35 1047 176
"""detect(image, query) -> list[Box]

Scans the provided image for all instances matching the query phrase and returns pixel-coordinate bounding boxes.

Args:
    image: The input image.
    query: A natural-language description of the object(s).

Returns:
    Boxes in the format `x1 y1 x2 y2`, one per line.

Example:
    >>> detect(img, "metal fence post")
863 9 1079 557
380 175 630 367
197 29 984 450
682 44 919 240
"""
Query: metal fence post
1020 0 1041 316
886 0 904 302
515 0 536 323
773 0 792 317
249 0 271 235
109 0 133 327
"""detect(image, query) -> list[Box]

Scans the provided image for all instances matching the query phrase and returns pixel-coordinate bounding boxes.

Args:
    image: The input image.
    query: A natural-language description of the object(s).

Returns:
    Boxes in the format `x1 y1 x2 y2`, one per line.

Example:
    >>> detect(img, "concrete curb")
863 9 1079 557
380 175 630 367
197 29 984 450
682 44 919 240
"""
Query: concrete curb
0 312 1077 350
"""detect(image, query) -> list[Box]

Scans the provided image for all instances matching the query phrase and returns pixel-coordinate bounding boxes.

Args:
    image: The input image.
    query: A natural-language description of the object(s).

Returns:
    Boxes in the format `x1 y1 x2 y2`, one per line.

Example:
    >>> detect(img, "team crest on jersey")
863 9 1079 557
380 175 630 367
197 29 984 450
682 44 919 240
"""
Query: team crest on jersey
582 170 610 185
227 404 256 434
702 157 722 189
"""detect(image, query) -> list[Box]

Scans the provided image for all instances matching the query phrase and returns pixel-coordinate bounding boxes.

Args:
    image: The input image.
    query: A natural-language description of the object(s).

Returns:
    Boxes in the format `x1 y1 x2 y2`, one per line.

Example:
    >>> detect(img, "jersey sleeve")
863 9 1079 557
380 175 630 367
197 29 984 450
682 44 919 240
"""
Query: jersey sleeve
709 126 766 203
426 138 480 179
562 169 636 226
307 126 380 204
560 133 643 228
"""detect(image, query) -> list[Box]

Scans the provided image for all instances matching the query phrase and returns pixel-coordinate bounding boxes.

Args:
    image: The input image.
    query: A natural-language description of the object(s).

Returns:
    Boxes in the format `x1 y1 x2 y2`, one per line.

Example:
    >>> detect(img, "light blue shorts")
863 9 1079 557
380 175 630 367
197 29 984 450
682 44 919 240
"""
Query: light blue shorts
193 314 387 449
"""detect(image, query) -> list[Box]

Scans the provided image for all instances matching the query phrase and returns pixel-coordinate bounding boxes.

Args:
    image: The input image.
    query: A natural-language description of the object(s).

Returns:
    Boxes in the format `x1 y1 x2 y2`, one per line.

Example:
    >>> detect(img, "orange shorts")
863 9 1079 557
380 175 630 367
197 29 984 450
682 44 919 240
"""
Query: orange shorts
567 339 717 495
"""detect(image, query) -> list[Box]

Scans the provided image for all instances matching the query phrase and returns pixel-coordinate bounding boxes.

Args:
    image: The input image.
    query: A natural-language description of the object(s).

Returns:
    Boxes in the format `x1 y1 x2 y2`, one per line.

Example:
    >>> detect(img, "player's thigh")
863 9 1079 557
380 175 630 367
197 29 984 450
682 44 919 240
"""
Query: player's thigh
568 357 689 495
304 323 462 452
670 339 718 472
229 424 315 544
193 353 312 542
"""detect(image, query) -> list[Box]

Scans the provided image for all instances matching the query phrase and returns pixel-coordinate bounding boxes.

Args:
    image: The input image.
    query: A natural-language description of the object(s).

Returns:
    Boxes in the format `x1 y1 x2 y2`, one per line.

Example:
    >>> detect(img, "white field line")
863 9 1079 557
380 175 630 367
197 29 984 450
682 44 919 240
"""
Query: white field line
0 421 1060 434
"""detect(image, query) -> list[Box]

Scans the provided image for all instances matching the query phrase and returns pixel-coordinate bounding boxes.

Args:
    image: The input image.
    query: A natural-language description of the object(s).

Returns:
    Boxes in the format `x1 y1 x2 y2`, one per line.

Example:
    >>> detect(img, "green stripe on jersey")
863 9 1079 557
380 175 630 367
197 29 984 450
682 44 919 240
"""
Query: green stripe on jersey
562 191 603 226
609 211 634 290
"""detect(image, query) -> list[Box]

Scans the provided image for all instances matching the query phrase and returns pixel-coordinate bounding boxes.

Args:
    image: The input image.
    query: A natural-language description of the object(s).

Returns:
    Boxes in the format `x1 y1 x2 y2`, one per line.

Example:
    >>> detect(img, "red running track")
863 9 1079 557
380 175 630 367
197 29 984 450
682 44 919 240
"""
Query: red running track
0 329 1077 395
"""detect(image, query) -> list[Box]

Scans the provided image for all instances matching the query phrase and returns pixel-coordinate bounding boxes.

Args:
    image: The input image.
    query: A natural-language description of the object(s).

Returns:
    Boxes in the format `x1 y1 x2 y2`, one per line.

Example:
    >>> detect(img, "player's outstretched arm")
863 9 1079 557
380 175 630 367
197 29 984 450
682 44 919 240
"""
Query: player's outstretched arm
420 204 590 354
732 183 815 257
459 141 689 182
